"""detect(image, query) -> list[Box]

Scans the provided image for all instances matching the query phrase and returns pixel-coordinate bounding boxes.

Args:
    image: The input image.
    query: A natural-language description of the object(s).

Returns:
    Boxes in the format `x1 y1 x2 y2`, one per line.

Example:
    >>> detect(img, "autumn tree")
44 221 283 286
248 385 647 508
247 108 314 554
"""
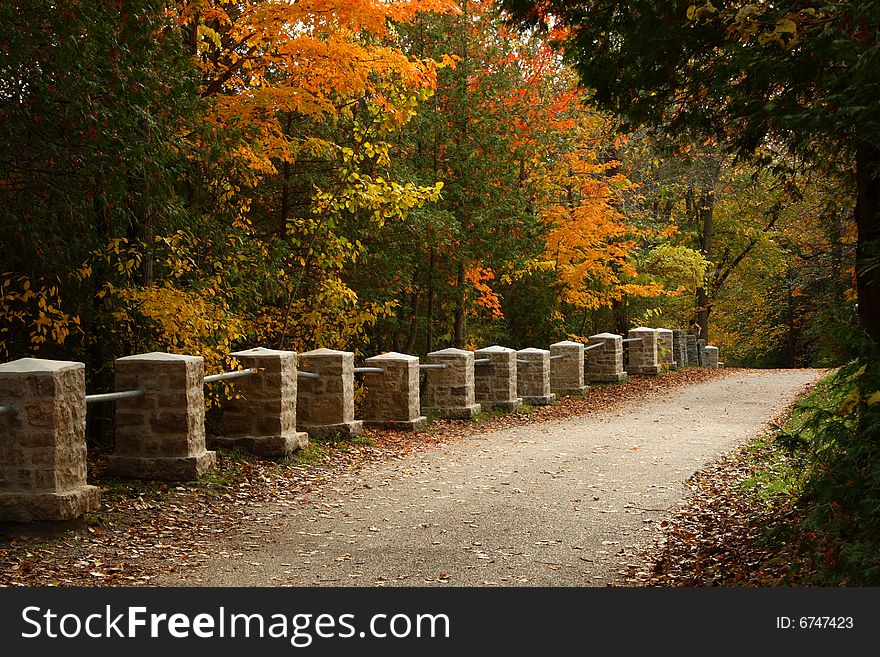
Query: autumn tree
503 0 880 347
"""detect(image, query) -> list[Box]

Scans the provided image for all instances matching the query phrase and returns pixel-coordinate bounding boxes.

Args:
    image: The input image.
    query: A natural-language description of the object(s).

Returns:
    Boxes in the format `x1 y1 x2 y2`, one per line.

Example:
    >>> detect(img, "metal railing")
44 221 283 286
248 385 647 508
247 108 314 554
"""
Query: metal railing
85 389 145 404
621 337 644 344
419 363 447 370
353 367 385 374
0 403 19 416
550 354 565 361
474 358 491 365
584 343 604 351
297 370 319 379
204 368 257 384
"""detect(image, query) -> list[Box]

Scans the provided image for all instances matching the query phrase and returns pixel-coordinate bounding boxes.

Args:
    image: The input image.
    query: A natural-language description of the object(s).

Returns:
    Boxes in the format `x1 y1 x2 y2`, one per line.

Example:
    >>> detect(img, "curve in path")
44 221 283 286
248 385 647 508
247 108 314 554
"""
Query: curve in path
156 368 824 587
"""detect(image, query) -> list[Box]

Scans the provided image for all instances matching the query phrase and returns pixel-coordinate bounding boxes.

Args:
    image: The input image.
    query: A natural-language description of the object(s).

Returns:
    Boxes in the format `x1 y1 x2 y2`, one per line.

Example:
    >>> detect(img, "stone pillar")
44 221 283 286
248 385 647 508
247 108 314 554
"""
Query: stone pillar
0 359 100 523
423 348 481 419
626 327 661 375
474 345 522 411
296 348 362 438
586 333 626 383
109 352 216 481
550 341 587 397
211 348 308 457
685 334 699 367
656 329 674 370
362 352 427 431
672 330 687 370
516 348 556 406
697 339 707 366
703 345 720 369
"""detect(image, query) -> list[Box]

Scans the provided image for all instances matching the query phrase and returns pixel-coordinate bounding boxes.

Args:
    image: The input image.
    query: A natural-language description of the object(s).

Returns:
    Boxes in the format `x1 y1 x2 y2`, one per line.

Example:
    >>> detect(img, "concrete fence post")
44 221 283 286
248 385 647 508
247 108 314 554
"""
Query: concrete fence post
626 327 661 375
0 358 100 523
549 341 587 397
109 352 216 481
423 348 481 419
362 352 427 431
656 329 674 370
703 345 720 369
296 348 362 439
672 330 687 370
685 334 699 367
211 348 308 457
697 339 707 366
516 348 556 406
474 345 522 411
586 333 626 383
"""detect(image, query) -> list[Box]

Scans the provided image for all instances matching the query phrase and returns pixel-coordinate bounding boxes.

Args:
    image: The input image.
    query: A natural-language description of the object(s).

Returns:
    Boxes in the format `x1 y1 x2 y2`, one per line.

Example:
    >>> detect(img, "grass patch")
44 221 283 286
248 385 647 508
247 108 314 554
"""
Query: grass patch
747 363 880 585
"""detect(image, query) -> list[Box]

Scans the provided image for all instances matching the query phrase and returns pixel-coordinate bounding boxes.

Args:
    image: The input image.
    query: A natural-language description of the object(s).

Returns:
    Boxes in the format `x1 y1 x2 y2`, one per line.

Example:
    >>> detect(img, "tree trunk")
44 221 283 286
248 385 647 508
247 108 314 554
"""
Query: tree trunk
695 187 715 341
855 143 880 346
426 247 435 353
453 261 466 348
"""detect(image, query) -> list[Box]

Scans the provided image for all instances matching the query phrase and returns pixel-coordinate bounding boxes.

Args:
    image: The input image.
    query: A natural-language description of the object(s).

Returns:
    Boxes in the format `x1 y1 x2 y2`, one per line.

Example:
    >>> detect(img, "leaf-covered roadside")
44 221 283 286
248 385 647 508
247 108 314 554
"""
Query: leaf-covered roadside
617 371 880 587
0 367 730 587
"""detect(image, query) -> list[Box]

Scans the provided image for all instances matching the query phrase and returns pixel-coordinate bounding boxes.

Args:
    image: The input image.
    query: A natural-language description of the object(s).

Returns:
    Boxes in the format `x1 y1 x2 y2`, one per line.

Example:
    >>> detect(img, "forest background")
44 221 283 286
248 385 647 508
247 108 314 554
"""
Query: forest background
0 0 859 392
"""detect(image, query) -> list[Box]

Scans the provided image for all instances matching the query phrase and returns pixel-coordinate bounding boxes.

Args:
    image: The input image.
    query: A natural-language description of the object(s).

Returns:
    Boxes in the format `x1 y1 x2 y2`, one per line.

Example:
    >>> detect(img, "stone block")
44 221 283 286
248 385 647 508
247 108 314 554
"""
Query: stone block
703 345 720 369
474 346 522 411
656 329 674 370
550 341 587 397
672 330 687 369
626 327 661 376
296 349 362 439
0 358 100 523
108 352 216 481
210 348 308 457
697 339 707 366
685 334 699 367
423 348 481 420
516 348 556 406
586 333 626 383
362 353 427 431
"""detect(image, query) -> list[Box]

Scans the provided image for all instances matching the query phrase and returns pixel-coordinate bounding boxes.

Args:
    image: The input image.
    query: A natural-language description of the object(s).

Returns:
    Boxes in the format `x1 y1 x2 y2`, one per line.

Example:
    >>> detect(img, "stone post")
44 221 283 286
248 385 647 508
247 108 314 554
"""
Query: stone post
550 341 587 397
586 333 626 383
474 345 522 411
296 349 362 438
656 329 674 370
211 348 308 457
0 359 100 523
423 348 481 419
703 345 720 369
516 348 556 406
109 352 216 481
672 330 687 370
361 352 427 431
685 334 699 367
626 327 661 375
697 339 707 366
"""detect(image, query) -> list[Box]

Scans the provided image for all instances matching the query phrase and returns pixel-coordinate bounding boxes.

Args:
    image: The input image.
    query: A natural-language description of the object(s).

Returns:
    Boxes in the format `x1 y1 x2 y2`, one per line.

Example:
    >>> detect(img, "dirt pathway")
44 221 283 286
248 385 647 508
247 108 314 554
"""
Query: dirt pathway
154 368 823 587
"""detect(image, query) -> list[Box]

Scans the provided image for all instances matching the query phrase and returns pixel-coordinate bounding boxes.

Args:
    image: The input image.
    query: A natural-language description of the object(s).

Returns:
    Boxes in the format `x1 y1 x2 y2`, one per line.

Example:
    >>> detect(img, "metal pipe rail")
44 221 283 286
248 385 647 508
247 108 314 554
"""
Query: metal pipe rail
584 343 604 351
474 358 491 365
419 363 447 370
515 359 533 365
353 367 385 374
621 338 644 344
203 368 257 384
549 354 564 360
0 403 19 416
85 389 145 404
297 371 319 379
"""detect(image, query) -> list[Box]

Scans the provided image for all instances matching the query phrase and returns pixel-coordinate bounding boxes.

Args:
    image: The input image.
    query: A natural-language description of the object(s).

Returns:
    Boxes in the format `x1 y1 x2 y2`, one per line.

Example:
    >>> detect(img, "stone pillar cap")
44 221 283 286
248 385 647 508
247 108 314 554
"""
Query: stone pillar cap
655 328 673 334
300 347 353 357
550 340 584 347
0 357 83 373
366 352 419 363
589 332 620 339
428 347 473 357
704 345 720 351
517 347 550 355
230 347 295 357
630 327 657 333
117 351 202 363
476 345 516 353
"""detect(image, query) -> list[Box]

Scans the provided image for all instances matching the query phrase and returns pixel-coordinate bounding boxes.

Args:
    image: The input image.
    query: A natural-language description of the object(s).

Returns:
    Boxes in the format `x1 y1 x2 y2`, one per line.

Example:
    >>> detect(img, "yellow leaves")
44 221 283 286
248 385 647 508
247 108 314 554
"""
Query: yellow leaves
686 1 716 22
0 273 80 358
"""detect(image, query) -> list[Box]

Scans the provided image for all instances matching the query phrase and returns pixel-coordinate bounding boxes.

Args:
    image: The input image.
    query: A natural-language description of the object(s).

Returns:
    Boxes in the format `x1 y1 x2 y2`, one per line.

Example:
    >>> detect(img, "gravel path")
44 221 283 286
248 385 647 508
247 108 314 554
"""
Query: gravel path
155 368 823 587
